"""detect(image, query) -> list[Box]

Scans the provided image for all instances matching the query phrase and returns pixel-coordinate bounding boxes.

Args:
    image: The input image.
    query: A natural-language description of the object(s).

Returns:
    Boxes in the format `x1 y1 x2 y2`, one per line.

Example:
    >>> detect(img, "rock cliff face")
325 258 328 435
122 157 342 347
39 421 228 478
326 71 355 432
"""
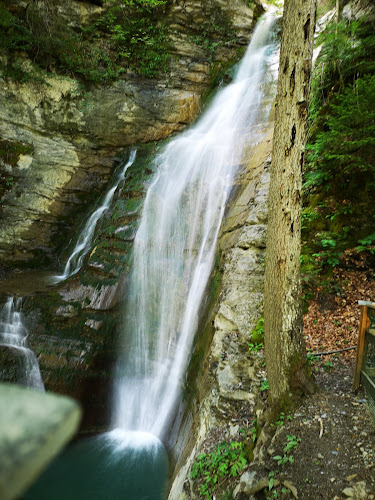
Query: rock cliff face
0 0 261 266
10 144 160 432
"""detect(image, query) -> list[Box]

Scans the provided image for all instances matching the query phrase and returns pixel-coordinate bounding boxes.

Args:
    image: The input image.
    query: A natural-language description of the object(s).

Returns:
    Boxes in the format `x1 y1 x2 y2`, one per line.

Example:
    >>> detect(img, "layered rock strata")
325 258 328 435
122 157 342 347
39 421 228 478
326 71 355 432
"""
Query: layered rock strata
0 0 261 266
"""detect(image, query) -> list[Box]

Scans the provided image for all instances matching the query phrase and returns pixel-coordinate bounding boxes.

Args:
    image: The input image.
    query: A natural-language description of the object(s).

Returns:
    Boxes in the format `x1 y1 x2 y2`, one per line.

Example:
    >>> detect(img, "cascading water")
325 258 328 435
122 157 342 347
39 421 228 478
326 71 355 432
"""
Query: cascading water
113 14 279 440
24 15 280 500
54 150 137 282
0 297 44 391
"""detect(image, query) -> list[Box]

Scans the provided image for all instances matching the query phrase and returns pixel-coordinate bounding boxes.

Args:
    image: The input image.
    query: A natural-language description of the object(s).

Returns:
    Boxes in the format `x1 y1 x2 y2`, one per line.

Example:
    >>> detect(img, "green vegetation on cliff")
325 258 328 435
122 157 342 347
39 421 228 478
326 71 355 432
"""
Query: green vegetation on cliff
191 440 250 499
0 0 247 84
302 17 375 300
0 0 170 82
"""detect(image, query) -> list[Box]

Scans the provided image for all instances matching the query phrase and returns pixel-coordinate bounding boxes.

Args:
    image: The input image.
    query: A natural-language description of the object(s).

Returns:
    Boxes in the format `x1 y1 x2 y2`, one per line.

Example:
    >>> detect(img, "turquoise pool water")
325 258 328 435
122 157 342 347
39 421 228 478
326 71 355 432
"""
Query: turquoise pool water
24 430 169 500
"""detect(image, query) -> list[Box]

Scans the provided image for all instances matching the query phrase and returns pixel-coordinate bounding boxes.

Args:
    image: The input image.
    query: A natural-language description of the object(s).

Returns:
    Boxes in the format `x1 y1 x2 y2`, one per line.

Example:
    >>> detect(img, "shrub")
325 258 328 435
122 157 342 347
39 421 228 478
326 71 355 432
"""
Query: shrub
0 0 170 82
191 441 249 499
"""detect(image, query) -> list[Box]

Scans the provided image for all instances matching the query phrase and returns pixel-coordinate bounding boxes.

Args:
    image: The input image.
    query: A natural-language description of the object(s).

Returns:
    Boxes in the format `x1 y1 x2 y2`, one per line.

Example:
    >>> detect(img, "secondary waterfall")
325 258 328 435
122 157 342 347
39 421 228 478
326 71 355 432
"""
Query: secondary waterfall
55 150 136 282
0 297 44 391
113 14 279 439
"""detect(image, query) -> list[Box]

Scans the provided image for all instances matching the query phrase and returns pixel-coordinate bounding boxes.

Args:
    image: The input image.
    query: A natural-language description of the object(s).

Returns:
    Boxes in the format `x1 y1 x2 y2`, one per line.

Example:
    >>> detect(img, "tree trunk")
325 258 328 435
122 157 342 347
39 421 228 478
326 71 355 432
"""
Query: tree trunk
264 0 317 404
336 0 341 25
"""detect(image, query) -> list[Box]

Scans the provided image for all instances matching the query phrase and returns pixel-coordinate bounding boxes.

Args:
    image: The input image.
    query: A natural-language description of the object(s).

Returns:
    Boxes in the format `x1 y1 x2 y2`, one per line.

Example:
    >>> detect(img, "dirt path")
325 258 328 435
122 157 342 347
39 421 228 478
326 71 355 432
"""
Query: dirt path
252 364 375 499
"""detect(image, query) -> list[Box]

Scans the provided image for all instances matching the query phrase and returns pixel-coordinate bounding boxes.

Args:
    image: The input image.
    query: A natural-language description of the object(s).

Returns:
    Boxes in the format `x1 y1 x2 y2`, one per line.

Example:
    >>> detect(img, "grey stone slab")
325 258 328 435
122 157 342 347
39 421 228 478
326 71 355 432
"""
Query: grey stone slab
0 383 81 500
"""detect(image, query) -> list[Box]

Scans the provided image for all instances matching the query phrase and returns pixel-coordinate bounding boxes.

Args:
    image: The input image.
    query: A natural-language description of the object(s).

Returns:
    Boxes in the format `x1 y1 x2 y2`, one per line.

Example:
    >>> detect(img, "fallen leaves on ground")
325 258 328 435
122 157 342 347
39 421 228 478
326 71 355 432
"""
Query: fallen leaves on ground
304 266 375 363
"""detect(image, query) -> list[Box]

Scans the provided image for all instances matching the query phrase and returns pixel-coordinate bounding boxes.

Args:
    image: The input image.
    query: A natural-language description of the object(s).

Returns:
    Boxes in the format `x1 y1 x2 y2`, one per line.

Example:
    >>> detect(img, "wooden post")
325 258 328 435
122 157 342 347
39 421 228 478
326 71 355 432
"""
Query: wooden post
353 304 370 390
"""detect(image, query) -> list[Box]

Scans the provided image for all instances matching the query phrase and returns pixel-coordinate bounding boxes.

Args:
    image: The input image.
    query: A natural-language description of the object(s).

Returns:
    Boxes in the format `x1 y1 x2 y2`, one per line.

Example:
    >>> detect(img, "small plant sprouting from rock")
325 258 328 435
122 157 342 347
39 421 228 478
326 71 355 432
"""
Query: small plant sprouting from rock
250 317 264 342
249 341 263 353
261 378 270 392
249 316 264 356
251 418 258 444
191 441 249 499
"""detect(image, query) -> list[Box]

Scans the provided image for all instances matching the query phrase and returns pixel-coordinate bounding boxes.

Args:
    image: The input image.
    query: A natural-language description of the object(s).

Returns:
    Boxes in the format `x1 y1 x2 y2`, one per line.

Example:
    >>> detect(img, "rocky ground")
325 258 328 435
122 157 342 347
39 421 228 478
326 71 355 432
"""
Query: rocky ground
234 265 375 500
237 365 375 499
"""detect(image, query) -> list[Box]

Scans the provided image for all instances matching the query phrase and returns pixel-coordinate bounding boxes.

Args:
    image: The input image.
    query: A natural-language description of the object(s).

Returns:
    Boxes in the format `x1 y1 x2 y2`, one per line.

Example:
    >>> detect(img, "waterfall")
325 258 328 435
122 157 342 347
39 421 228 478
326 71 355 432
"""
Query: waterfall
113 14 280 440
55 150 137 282
0 297 44 391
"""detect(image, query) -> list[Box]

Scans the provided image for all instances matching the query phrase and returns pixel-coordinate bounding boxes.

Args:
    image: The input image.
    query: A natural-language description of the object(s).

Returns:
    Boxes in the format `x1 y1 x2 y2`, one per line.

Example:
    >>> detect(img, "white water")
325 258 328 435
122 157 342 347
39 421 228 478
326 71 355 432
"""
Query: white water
104 429 164 456
0 297 44 391
55 150 137 282
113 15 279 440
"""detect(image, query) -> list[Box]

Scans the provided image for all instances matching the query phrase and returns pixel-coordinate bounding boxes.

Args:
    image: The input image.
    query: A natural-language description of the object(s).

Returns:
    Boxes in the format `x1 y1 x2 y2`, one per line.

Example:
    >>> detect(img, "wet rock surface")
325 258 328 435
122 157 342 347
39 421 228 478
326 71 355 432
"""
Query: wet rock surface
0 144 157 433
0 345 26 384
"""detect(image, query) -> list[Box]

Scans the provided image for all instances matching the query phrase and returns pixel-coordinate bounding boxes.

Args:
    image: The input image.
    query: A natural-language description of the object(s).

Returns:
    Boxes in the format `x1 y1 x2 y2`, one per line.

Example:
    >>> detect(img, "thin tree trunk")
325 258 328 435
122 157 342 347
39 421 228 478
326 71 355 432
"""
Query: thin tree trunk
264 0 317 404
336 0 341 26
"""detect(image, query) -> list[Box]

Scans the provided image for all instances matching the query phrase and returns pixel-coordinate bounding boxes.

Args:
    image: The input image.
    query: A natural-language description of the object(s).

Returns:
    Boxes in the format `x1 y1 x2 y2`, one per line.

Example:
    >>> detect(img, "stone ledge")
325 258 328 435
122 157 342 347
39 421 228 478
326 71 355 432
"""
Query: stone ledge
0 383 81 500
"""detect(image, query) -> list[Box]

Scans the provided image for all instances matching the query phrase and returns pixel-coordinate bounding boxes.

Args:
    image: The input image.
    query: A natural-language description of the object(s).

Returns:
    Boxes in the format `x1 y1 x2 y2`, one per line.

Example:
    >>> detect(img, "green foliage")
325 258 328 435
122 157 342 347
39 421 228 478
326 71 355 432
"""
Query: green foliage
187 9 235 60
261 378 269 392
356 233 375 255
306 74 375 194
250 317 264 344
275 412 293 427
308 353 337 373
191 441 249 499
311 236 341 270
305 19 375 198
0 5 31 51
0 0 170 82
307 351 315 367
302 18 375 307
301 206 318 229
85 0 170 78
104 0 167 7
309 19 375 120
273 434 301 466
250 418 258 444
249 342 263 353
268 470 277 491
0 0 241 84
323 360 333 371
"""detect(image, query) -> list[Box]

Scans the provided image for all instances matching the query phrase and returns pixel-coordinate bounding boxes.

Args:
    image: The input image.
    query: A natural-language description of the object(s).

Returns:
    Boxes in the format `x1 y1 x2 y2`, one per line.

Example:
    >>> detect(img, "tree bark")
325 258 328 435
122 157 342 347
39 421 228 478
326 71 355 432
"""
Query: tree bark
264 0 317 404
336 0 341 25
